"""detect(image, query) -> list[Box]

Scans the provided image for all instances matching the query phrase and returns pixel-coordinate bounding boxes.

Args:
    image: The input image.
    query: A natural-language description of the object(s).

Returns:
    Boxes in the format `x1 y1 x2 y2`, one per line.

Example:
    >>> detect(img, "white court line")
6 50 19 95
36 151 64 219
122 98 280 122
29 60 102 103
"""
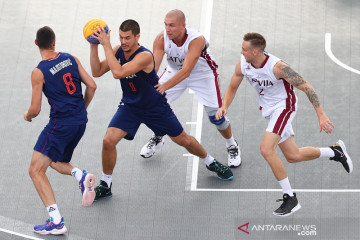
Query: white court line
193 188 360 193
325 33 360 75
0 227 43 240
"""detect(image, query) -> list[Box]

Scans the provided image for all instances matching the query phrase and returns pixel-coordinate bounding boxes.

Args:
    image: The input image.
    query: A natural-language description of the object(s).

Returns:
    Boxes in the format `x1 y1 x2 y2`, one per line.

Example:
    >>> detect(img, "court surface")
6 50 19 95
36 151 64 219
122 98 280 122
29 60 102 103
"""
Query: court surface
0 0 359 239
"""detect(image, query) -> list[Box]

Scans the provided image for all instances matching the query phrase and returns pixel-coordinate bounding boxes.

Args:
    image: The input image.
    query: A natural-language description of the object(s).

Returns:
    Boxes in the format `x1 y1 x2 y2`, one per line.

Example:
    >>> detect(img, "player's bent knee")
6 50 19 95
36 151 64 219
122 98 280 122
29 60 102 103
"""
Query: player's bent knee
204 106 230 130
208 115 230 130
102 137 116 150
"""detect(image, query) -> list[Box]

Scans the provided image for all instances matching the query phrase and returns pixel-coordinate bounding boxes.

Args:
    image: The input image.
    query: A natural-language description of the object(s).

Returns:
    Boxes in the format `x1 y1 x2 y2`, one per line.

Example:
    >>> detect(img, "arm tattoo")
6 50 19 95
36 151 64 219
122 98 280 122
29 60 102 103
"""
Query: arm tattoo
305 87 321 108
281 66 306 87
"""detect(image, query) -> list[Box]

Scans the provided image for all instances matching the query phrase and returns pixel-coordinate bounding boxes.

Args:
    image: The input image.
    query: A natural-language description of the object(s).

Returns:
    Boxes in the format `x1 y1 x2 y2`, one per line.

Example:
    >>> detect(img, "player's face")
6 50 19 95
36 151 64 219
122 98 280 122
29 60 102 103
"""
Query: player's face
164 16 184 41
119 30 139 52
241 41 256 63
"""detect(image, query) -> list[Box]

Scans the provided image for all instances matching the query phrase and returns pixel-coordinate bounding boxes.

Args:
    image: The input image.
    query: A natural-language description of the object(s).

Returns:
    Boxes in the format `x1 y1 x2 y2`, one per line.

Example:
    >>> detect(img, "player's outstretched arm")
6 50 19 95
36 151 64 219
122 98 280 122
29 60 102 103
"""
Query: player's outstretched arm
216 61 244 120
274 61 334 133
73 56 97 109
153 31 165 73
24 68 44 122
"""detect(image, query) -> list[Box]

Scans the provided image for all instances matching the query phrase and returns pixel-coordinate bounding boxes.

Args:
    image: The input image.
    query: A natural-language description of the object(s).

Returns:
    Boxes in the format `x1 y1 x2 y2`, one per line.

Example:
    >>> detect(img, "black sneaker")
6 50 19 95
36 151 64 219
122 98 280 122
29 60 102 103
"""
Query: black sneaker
273 193 301 217
329 140 353 173
206 160 233 181
94 180 112 201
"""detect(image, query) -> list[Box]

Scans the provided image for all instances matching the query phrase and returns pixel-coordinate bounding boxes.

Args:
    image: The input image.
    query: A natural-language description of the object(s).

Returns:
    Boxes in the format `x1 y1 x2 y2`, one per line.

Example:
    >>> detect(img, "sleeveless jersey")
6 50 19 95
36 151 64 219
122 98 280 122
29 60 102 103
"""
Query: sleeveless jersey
240 52 297 117
36 52 87 125
115 45 167 109
163 27 218 74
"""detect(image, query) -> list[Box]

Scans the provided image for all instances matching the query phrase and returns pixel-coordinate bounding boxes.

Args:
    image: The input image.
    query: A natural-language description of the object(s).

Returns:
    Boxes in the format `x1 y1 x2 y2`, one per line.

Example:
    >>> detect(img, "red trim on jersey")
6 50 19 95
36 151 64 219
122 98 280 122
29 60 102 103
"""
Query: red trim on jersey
46 52 60 61
172 34 188 47
158 68 167 81
200 50 222 107
251 54 269 69
272 79 296 135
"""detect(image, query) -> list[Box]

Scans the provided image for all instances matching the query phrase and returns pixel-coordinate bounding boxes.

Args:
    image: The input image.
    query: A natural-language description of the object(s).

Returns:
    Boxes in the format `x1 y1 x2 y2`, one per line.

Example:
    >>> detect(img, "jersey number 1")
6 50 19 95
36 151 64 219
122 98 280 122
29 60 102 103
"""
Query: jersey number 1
63 73 76 95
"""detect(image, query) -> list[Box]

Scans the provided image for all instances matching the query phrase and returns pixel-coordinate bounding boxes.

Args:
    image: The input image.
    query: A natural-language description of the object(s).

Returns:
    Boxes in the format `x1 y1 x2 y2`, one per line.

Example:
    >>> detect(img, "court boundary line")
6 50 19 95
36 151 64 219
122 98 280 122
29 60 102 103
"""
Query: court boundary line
325 33 360 75
0 227 43 240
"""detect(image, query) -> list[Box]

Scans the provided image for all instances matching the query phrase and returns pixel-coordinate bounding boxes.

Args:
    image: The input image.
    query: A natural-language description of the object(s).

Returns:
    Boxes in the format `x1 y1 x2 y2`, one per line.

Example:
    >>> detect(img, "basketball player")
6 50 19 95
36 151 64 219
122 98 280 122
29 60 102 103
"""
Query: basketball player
217 32 353 217
89 20 233 201
25 26 97 235
139 9 241 168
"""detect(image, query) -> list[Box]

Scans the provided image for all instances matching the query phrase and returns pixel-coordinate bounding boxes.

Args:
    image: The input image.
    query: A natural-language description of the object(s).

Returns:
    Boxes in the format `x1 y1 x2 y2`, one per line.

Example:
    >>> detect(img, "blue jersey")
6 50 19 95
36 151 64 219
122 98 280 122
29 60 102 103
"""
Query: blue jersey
115 46 168 110
36 52 87 125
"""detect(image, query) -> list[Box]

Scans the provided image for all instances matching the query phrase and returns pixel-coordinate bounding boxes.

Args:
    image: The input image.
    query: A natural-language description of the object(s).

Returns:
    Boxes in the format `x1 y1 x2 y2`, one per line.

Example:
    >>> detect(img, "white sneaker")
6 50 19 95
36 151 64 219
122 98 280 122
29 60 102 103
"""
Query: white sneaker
140 135 164 158
227 141 241 167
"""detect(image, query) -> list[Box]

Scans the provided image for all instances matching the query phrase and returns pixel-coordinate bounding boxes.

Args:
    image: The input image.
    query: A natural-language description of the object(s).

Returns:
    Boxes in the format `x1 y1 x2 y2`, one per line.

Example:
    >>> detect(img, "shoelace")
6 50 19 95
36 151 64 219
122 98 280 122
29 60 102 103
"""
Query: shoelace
228 146 238 159
146 136 162 149
213 162 228 174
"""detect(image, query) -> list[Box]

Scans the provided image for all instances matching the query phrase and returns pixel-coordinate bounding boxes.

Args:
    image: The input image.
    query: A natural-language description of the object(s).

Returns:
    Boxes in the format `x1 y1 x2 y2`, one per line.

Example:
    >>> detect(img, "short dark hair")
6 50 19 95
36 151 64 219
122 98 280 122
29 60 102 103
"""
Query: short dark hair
119 19 140 36
36 26 55 49
243 33 266 51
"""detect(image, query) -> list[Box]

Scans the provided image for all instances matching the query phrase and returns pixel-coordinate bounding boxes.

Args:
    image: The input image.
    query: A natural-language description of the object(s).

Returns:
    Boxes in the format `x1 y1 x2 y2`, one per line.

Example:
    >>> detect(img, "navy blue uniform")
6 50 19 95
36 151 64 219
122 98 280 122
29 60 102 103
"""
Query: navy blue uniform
34 52 87 162
108 46 183 140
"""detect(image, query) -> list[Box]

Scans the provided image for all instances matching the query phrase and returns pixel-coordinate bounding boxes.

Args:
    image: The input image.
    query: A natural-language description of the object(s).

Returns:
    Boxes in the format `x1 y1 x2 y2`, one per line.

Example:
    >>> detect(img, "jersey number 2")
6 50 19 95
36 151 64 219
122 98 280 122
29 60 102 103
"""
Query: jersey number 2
63 73 76 95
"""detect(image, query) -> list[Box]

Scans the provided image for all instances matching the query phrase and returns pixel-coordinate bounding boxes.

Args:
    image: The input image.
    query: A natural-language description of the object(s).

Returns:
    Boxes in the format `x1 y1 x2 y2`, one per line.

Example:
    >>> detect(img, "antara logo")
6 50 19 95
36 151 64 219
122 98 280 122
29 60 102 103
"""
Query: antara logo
238 222 250 234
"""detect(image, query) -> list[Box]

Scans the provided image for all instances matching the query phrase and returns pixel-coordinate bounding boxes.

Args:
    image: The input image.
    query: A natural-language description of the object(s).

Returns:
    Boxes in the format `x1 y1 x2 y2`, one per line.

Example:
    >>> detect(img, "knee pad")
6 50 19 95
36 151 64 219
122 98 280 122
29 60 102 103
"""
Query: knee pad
204 106 230 131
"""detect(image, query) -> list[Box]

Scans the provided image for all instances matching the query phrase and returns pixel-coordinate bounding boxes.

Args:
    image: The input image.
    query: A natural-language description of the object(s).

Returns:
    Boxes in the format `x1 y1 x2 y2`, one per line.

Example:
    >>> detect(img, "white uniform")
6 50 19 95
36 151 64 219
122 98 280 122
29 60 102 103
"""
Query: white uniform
240 53 298 143
160 27 222 108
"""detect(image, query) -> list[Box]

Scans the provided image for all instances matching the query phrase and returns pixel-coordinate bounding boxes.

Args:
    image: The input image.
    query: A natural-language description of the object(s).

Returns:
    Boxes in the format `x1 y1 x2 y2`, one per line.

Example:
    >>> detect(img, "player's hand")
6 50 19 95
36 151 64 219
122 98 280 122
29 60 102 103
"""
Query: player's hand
24 111 32 122
319 114 334 133
155 83 166 95
216 107 227 120
92 26 111 47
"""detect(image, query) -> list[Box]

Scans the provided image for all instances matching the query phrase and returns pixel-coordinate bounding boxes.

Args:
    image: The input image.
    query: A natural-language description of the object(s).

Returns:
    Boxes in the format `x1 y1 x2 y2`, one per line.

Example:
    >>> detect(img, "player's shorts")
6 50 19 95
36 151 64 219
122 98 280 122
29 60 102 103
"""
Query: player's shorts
159 68 222 108
108 103 183 140
265 106 296 144
34 122 86 162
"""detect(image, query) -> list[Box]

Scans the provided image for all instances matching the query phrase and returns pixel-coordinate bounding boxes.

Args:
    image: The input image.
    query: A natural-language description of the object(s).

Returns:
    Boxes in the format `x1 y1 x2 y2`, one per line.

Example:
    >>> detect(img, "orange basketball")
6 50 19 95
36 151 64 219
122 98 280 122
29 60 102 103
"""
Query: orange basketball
83 19 109 44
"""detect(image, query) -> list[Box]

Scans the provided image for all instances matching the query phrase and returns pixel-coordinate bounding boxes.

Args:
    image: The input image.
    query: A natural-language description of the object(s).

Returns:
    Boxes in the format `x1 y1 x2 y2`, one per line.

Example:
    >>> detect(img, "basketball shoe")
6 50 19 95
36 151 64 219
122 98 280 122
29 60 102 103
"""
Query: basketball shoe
329 140 353 173
34 217 67 235
206 160 233 180
273 193 301 217
94 180 112 201
227 141 241 168
79 170 96 206
140 135 164 158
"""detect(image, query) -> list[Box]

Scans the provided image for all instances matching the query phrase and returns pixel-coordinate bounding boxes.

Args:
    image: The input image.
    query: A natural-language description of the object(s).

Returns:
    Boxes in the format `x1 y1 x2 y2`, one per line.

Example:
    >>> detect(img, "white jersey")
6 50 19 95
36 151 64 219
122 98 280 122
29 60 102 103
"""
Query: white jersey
240 53 297 117
164 26 216 74
160 26 222 108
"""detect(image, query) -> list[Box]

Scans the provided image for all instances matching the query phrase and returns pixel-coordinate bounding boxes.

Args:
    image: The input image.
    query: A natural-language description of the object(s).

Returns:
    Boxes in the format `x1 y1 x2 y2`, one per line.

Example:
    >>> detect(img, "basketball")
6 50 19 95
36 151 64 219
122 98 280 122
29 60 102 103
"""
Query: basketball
83 19 109 44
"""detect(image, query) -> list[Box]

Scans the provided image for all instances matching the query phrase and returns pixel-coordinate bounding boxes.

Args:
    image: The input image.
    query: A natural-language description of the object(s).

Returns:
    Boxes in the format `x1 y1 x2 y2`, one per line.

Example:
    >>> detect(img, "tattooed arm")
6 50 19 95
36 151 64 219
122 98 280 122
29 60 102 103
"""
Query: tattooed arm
273 61 334 133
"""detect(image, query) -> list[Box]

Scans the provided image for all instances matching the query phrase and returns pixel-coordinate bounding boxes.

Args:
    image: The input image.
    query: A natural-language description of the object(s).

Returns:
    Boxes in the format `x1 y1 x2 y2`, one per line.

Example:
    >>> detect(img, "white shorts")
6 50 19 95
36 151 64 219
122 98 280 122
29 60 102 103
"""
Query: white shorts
159 68 222 108
265 106 296 144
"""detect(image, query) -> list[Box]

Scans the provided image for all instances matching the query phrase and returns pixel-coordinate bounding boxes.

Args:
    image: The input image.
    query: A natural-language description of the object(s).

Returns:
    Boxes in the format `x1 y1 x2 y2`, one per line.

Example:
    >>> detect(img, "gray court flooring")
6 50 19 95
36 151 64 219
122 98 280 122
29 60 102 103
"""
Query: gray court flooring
0 0 359 239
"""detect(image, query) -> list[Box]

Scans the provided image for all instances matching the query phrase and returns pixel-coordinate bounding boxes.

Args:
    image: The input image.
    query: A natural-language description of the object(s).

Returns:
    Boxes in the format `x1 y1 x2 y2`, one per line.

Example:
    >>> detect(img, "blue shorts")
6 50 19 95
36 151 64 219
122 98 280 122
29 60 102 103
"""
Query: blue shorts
108 103 183 140
34 122 86 162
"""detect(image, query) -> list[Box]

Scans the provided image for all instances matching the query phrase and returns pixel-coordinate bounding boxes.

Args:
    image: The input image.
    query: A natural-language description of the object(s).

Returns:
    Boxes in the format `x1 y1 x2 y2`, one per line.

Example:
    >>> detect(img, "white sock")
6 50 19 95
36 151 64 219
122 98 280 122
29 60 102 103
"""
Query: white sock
225 135 237 148
278 177 294 197
47 204 62 224
319 147 335 158
71 168 83 182
101 172 112 187
201 154 215 166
